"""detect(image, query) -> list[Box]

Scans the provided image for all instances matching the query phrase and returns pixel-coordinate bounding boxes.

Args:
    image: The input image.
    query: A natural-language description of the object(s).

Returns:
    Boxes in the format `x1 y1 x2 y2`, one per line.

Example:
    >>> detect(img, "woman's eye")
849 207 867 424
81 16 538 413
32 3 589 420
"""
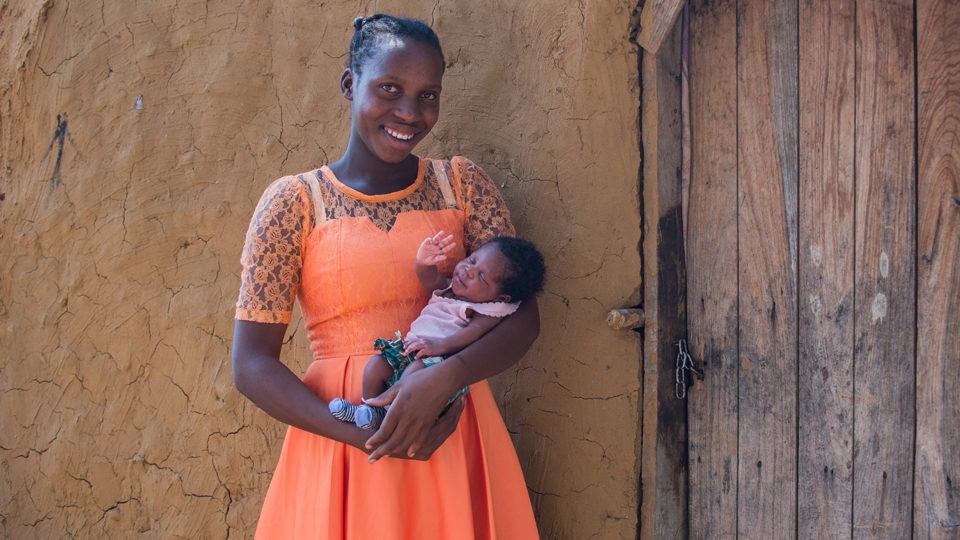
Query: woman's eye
421 91 438 101
380 84 398 93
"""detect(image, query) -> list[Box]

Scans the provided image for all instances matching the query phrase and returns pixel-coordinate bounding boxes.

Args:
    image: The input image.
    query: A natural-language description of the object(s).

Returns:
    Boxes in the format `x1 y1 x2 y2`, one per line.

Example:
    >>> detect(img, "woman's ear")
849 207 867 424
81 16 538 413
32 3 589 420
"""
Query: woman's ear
340 69 354 100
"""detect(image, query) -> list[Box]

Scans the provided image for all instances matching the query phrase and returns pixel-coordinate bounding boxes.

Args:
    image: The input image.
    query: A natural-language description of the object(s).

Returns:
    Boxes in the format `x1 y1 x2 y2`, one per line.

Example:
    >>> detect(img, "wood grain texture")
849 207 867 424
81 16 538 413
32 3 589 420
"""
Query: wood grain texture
640 20 688 540
686 0 738 537
797 1 856 538
637 0 687 54
853 0 916 537
736 0 799 537
915 0 960 536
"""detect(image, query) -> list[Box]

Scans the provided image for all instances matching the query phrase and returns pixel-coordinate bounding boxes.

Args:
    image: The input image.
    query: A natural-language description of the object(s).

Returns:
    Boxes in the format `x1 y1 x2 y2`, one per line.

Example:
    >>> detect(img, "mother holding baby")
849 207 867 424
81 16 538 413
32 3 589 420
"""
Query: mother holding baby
231 14 541 539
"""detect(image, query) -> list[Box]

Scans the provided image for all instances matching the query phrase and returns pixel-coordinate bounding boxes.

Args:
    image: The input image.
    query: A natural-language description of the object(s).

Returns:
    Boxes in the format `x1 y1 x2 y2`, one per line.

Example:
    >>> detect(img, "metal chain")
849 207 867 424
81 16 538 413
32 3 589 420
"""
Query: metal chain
675 339 702 399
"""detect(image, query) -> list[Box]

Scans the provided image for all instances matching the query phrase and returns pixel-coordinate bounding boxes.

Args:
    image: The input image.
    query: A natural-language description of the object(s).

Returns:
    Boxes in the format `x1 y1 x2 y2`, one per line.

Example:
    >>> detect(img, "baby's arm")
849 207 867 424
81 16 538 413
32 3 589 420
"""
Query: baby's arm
415 231 456 293
403 313 503 359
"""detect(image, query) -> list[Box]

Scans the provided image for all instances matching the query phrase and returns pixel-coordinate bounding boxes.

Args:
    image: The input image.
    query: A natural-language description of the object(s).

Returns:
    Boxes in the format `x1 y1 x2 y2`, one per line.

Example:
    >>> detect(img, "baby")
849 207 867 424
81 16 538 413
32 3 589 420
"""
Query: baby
329 231 546 430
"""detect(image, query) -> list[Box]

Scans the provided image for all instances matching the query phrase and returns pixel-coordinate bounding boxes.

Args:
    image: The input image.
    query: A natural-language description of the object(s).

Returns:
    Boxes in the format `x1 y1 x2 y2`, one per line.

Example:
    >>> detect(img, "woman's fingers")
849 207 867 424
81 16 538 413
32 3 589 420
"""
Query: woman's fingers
367 406 430 462
409 395 465 458
362 385 399 408
365 402 400 455
365 367 458 462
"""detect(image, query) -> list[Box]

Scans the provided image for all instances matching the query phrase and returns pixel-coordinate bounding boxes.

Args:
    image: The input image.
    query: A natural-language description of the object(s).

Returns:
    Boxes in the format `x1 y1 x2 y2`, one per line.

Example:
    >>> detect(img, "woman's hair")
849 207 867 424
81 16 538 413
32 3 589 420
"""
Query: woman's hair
349 14 444 75
486 236 547 302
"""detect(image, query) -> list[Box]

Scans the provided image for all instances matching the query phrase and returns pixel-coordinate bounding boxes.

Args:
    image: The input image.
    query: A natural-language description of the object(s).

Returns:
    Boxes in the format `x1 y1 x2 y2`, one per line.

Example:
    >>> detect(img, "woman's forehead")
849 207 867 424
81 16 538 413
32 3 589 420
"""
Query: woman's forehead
361 38 444 81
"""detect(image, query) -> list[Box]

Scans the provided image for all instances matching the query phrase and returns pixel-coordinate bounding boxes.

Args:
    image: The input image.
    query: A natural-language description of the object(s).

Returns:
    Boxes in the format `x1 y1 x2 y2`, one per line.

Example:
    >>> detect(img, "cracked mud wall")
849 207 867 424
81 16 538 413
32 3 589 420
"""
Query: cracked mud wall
0 1 642 538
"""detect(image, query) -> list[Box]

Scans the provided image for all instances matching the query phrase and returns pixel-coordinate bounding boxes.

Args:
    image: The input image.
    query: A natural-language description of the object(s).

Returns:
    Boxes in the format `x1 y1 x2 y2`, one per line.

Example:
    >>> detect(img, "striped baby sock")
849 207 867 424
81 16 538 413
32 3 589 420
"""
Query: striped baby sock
328 397 357 423
354 405 387 430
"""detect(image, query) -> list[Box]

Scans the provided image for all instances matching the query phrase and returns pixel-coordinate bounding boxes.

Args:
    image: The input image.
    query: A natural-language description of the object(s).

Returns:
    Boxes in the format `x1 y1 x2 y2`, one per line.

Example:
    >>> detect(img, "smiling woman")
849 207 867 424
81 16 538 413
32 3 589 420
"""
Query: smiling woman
231 13 541 539
330 16 445 192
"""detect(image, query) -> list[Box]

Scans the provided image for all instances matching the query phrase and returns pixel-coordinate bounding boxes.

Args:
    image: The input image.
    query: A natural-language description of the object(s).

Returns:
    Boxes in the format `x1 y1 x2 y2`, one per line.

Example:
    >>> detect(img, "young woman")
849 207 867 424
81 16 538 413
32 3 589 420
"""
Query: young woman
232 14 540 538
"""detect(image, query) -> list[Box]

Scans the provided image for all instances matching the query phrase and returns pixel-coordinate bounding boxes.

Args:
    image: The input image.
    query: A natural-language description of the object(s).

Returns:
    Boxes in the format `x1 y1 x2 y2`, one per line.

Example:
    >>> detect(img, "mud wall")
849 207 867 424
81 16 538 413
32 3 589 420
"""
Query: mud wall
0 1 642 538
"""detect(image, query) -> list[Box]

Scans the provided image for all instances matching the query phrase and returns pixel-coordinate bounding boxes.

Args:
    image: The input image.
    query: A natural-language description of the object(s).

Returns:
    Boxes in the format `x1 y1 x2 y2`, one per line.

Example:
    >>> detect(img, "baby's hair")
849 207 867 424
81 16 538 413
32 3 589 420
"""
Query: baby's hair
349 14 444 76
485 236 546 302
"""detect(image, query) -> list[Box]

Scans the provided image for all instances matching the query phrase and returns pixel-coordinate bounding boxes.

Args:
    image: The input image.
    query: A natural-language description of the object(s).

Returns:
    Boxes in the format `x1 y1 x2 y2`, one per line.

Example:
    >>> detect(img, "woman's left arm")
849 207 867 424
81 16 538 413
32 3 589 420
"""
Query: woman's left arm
363 298 539 461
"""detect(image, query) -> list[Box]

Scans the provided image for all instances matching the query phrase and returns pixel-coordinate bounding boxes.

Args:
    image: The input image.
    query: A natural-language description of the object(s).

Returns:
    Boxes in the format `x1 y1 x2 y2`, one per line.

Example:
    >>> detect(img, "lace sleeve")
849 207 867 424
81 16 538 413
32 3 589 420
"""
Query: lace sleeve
235 176 312 324
454 158 516 253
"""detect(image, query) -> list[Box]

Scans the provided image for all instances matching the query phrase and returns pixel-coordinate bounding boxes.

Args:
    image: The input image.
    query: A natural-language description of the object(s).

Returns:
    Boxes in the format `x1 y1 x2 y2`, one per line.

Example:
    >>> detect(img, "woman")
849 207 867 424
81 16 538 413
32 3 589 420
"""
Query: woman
232 14 540 538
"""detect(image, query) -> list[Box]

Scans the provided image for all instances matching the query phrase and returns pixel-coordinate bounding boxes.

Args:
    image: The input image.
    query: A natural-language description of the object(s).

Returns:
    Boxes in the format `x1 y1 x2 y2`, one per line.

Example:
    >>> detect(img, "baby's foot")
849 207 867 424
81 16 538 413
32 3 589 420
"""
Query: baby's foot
354 405 387 430
329 397 357 423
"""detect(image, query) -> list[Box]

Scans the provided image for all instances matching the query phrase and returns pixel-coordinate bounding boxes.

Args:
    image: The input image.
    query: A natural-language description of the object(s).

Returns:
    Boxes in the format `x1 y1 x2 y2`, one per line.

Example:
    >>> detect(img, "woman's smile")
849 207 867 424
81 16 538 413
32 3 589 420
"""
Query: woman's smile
383 126 417 141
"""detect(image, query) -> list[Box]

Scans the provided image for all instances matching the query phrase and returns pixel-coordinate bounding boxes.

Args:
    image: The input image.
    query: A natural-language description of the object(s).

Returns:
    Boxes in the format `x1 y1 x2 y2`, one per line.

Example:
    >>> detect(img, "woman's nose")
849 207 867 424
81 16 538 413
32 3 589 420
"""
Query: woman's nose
394 96 420 123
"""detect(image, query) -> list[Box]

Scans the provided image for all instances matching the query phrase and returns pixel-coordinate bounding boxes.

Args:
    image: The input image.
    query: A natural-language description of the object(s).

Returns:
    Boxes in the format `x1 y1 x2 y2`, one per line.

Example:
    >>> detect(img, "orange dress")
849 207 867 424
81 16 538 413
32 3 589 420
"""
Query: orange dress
236 157 539 539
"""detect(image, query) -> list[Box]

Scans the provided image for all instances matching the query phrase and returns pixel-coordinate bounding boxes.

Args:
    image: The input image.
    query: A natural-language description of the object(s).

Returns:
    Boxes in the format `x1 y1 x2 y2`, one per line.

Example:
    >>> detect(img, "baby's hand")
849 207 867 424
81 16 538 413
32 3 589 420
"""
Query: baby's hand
416 231 456 267
403 337 444 360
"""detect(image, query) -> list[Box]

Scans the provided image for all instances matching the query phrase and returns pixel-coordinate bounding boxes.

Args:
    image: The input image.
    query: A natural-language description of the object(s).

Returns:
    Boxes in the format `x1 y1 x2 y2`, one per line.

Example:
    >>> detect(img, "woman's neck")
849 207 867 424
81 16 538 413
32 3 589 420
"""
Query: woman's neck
329 135 420 195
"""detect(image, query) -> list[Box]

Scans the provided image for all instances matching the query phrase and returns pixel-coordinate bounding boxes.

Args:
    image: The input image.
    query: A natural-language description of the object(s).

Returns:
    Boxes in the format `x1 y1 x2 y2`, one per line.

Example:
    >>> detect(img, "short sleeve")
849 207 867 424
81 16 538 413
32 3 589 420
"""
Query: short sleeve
235 176 312 324
453 158 516 253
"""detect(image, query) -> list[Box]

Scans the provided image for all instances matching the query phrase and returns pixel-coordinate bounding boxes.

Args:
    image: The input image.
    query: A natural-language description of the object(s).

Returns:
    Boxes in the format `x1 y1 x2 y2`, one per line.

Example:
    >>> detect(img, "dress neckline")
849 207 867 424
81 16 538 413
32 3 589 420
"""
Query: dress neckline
320 159 426 202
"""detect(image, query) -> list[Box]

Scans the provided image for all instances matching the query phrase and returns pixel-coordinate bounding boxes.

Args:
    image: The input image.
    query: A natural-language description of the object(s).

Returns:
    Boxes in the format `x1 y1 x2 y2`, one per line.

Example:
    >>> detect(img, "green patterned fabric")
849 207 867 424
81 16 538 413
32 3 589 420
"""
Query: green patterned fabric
373 331 469 401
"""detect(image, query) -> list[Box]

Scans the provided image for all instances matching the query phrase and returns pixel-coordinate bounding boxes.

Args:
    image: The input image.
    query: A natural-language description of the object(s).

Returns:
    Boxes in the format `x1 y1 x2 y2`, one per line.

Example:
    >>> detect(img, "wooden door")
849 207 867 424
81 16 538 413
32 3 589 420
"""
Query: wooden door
684 0 959 537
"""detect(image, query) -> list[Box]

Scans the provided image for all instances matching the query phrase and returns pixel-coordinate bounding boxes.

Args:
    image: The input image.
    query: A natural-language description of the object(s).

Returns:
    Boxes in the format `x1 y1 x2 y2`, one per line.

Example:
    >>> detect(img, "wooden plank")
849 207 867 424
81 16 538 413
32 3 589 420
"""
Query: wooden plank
686 0 738 538
637 0 687 55
914 0 960 536
736 0 799 537
639 20 688 540
797 0 856 538
852 0 916 537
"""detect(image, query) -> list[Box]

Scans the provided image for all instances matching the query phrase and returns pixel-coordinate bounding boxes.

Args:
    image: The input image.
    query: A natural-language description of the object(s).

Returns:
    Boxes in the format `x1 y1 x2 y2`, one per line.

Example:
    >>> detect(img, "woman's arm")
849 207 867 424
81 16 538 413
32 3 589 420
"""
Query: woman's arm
232 320 369 448
232 319 466 457
439 299 539 385
363 297 539 461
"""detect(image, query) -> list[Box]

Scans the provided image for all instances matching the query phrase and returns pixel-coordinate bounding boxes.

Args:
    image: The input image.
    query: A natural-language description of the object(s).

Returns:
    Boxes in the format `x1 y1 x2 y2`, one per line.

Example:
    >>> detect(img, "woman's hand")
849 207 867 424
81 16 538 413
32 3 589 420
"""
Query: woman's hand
416 230 456 266
361 365 463 462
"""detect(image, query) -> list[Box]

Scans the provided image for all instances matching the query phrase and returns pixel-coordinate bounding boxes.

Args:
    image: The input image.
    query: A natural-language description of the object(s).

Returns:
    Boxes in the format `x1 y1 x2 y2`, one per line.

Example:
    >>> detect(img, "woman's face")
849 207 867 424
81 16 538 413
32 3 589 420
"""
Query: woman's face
343 37 444 164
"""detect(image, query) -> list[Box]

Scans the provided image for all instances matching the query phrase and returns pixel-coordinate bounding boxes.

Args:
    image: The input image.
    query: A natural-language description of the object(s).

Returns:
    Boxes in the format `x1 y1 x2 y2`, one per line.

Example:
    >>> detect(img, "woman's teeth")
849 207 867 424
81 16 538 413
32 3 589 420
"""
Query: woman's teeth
385 127 415 141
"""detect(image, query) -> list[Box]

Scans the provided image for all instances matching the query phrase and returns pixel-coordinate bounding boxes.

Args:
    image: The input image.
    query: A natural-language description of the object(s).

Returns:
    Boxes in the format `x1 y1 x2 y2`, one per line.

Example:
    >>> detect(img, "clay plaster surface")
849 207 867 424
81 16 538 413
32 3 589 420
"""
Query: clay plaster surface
0 1 642 537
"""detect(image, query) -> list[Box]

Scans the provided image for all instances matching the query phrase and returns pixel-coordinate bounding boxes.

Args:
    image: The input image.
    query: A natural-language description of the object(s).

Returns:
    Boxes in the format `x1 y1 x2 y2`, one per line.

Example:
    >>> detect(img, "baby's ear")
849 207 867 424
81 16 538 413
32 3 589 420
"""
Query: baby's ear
496 293 512 303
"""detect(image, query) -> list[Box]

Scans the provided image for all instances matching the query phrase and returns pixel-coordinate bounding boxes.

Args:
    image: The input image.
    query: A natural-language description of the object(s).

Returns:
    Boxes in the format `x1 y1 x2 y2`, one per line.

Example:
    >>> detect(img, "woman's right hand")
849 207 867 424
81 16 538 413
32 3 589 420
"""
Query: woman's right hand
406 395 465 460
338 395 464 461
362 368 466 463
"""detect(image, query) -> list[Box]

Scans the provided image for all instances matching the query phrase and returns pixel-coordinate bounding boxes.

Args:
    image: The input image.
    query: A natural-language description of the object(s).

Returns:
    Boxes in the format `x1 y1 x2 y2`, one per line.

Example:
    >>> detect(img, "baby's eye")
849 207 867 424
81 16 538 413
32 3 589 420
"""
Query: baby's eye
380 84 399 93
421 91 438 101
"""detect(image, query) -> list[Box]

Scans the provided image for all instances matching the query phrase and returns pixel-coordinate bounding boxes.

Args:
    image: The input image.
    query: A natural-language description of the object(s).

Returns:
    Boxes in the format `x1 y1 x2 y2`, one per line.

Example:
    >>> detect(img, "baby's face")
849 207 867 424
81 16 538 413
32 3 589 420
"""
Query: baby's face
450 243 511 303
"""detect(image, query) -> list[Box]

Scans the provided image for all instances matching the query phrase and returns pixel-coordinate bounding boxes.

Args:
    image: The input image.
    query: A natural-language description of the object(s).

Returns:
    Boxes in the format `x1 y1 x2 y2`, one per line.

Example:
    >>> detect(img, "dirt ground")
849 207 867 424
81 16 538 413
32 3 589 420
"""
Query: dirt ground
0 1 642 537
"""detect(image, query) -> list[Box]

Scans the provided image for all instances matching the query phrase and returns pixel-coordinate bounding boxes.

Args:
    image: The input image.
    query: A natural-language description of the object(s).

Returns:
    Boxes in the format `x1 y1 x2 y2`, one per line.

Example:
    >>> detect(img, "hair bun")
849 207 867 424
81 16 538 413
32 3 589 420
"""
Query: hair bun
352 16 365 30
